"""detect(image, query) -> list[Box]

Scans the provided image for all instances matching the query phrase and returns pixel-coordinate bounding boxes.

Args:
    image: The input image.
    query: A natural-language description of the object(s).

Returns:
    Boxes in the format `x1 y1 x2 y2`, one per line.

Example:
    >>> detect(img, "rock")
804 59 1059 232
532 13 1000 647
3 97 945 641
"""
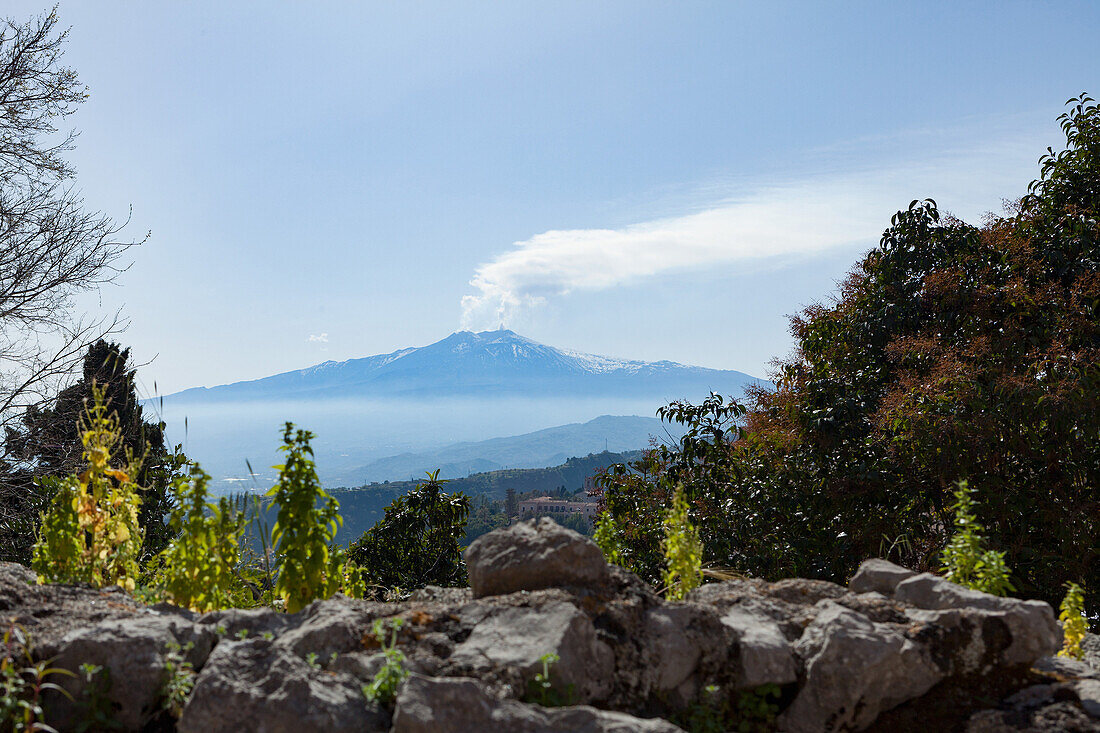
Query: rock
644 606 704 693
273 597 378 658
42 614 216 730
198 606 293 640
719 604 797 687
849 558 917 595
779 602 943 732
178 638 389 733
1078 679 1100 719
447 599 615 702
1033 654 1100 681
465 518 611 598
391 673 685 733
894 573 1060 665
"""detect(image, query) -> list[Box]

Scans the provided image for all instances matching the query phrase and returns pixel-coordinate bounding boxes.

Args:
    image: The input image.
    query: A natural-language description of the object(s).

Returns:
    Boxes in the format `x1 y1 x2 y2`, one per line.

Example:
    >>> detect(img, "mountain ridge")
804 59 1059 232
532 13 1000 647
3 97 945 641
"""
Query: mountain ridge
163 329 763 403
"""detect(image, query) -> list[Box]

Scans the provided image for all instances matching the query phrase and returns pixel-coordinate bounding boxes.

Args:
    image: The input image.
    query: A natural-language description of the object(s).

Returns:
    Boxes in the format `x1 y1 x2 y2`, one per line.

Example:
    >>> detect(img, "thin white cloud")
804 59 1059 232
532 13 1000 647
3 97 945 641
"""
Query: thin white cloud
308 333 329 343
460 128 1051 330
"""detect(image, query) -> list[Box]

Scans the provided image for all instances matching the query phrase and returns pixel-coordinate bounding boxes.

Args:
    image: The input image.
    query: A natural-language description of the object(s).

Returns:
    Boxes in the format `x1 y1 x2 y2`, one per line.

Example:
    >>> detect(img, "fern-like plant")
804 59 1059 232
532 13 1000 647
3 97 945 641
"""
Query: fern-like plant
662 483 702 601
1058 582 1089 660
32 384 144 590
156 464 245 612
939 481 1014 596
267 423 344 613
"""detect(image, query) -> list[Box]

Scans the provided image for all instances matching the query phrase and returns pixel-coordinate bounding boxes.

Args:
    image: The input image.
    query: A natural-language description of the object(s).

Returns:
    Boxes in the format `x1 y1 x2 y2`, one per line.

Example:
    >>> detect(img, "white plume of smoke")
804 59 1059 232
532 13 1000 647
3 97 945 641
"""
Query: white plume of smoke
459 131 1048 330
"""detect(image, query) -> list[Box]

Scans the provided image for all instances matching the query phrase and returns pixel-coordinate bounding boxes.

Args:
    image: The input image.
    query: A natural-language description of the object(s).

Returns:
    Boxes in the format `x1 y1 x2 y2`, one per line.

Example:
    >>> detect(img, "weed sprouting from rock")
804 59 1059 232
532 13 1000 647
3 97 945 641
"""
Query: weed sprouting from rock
939 481 1014 596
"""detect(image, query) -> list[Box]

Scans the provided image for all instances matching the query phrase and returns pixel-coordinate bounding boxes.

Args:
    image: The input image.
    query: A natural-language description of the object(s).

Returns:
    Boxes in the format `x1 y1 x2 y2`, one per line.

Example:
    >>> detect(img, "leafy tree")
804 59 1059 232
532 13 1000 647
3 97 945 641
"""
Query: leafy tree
596 96 1100 604
1 340 185 564
348 470 470 594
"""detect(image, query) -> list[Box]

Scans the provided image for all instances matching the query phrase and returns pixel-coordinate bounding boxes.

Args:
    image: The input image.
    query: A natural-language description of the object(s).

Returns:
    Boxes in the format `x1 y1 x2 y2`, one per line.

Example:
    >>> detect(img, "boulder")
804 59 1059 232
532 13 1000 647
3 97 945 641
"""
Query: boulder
849 558 917 595
465 518 611 598
894 573 1060 665
178 638 389 733
719 604 797 687
447 599 615 702
42 614 216 730
391 673 685 733
779 602 943 732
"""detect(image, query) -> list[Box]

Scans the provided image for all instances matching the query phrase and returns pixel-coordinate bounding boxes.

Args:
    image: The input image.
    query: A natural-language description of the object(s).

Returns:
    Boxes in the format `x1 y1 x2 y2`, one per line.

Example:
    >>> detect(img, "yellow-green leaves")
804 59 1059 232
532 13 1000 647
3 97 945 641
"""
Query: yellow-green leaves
32 384 143 590
1058 582 1089 660
939 481 1014 597
267 423 344 613
156 465 245 612
662 483 702 601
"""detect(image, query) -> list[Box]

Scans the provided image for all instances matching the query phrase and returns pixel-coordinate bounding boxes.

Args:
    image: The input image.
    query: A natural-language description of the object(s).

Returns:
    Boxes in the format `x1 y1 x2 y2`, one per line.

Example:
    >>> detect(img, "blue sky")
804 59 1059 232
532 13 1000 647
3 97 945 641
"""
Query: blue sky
12 1 1099 394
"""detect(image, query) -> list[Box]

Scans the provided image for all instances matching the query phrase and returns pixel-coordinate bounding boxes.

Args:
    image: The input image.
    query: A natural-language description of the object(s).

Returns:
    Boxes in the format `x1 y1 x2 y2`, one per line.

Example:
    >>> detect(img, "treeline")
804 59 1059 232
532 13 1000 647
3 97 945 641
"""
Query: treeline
594 95 1100 607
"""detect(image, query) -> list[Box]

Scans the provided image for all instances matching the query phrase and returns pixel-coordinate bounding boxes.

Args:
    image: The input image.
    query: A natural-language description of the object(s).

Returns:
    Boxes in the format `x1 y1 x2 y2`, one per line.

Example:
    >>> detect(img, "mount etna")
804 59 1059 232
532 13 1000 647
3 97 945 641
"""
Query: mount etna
153 329 764 489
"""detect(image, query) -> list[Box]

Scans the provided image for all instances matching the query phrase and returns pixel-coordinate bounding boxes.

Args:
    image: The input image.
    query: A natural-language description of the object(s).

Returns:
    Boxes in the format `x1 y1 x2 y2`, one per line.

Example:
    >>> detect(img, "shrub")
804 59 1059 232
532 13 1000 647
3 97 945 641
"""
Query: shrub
1058 582 1089 660
939 481 1014 596
156 464 246 612
31 385 143 590
347 470 470 594
663 483 702 600
267 423 344 613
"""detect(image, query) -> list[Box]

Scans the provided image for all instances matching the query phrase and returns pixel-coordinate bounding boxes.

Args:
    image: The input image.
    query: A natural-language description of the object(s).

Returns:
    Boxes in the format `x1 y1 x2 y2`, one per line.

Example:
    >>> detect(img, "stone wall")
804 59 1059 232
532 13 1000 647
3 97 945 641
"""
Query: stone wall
1 518 1097 731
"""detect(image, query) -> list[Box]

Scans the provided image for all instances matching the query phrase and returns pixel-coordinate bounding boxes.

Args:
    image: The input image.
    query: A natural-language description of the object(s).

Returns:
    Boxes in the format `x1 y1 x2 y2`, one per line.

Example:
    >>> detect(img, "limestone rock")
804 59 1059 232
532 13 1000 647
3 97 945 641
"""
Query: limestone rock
178 638 388 733
391 673 684 733
448 599 614 702
43 614 216 730
779 602 943 732
465 518 610 598
894 573 1060 665
719 604 797 687
849 558 917 595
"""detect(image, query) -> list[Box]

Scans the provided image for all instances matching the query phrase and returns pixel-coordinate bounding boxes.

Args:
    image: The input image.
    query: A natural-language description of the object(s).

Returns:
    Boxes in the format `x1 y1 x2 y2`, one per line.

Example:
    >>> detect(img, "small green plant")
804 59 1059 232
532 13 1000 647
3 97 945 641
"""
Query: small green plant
73 664 121 732
267 424 345 613
674 684 730 733
939 481 1014 596
1058 582 1089 660
234 629 249 641
305 652 321 670
662 484 703 601
735 683 782 732
31 385 144 591
362 618 408 707
156 464 246 612
260 631 274 641
524 653 574 707
1 623 73 733
159 641 195 719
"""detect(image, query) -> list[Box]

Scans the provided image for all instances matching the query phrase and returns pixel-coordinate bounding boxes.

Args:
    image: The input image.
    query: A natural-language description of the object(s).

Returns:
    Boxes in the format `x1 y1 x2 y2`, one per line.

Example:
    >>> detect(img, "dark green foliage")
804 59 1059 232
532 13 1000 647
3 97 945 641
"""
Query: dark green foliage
347 470 470 593
597 97 1100 604
1 341 187 564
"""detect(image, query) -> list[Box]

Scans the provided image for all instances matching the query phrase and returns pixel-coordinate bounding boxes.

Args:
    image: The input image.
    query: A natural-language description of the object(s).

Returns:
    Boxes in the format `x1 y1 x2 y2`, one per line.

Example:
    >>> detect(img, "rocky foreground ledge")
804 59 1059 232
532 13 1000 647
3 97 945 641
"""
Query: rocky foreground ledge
2 519 1098 732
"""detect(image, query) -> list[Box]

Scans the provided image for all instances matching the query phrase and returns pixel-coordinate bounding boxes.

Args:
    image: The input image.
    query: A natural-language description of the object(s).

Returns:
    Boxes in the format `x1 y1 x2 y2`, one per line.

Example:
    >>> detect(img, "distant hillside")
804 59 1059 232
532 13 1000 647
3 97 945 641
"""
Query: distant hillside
328 450 639 544
332 414 679 485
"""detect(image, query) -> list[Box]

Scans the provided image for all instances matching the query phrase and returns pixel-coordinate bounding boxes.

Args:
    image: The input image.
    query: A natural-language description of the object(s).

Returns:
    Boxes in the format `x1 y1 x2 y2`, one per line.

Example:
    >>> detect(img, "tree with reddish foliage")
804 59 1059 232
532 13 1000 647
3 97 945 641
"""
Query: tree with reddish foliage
595 95 1100 604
